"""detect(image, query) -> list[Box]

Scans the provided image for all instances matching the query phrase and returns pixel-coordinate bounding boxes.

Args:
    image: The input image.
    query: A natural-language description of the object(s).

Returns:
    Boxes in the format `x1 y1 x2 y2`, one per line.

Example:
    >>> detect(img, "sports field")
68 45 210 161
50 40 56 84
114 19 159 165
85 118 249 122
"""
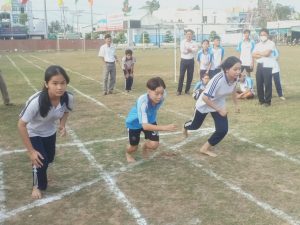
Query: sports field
0 46 299 225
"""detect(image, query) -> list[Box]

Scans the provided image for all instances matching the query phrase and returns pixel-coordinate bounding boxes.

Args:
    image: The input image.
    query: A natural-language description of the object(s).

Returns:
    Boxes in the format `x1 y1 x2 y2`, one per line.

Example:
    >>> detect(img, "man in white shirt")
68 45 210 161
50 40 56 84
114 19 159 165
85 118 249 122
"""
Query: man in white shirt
177 29 198 96
98 34 118 95
253 28 275 106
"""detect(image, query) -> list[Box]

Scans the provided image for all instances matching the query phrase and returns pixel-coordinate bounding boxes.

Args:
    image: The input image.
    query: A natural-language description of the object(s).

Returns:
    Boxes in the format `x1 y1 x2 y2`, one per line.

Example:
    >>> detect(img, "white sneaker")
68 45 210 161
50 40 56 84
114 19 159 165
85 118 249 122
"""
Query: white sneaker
279 96 286 100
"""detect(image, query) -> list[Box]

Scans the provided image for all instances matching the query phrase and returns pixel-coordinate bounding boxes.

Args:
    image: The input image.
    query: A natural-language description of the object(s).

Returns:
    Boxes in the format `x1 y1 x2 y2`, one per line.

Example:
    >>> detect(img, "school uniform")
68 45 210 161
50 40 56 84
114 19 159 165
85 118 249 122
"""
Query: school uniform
196 49 213 79
253 39 275 105
237 76 255 95
121 56 136 91
184 71 237 146
19 91 74 190
271 48 284 97
126 93 164 146
192 80 207 100
236 39 255 73
98 43 117 93
177 39 198 94
210 46 225 78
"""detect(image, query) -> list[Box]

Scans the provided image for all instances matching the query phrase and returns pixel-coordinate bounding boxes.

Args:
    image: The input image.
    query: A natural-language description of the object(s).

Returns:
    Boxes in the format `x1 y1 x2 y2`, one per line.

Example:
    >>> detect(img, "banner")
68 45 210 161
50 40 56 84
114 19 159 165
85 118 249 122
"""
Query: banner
97 14 124 31
88 0 93 6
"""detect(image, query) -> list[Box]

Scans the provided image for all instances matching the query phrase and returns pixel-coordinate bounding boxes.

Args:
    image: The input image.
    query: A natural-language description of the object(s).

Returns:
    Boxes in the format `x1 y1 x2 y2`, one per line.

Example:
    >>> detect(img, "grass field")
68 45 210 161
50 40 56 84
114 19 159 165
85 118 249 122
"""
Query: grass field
0 46 300 225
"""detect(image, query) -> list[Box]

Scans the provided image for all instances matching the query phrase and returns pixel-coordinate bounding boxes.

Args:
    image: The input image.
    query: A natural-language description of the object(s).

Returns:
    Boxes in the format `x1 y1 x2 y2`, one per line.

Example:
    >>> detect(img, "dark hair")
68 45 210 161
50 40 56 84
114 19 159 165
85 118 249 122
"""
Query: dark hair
213 36 220 41
260 28 269 35
203 73 210 78
202 39 209 44
104 34 111 39
146 77 166 90
220 56 241 72
125 49 133 55
185 29 194 35
39 65 71 117
243 29 250 34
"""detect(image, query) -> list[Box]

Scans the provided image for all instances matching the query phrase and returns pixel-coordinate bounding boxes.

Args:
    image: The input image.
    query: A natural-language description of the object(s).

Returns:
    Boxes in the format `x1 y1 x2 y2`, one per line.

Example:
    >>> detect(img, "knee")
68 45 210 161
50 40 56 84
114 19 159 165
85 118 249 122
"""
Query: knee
127 145 138 153
147 141 159 150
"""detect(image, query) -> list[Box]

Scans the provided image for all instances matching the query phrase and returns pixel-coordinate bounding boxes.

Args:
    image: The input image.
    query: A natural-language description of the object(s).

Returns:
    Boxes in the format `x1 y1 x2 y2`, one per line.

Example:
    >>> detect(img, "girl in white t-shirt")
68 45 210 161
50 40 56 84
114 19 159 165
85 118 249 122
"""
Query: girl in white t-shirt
183 56 240 157
18 65 73 199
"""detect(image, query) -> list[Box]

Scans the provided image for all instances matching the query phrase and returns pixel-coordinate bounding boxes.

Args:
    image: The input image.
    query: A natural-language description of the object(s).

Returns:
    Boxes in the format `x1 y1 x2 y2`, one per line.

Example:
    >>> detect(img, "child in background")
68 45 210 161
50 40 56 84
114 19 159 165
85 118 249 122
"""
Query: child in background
197 40 213 79
236 29 255 77
125 77 177 163
272 48 285 100
192 73 210 100
18 65 73 199
122 49 136 92
236 73 255 99
210 36 225 78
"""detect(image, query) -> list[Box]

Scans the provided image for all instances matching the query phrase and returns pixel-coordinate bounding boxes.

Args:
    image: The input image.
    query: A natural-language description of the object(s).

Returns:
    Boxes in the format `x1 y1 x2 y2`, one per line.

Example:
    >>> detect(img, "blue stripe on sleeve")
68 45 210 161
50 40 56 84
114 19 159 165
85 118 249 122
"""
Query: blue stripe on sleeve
207 74 223 97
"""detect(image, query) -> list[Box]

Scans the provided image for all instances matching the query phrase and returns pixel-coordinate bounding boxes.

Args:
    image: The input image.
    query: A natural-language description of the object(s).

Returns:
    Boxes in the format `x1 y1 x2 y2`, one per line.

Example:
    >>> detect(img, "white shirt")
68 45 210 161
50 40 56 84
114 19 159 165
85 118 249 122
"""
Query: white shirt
253 39 275 68
180 39 198 59
20 91 74 137
211 46 225 70
196 71 236 113
237 39 255 66
271 48 280 74
98 43 116 62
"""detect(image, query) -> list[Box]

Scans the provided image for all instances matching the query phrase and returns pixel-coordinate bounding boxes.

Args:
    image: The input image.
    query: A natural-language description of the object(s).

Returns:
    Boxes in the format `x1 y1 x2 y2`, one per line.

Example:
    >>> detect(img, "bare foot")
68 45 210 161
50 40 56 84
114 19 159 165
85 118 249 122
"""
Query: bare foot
199 142 217 157
32 187 42 199
199 149 217 157
183 127 188 138
126 152 136 163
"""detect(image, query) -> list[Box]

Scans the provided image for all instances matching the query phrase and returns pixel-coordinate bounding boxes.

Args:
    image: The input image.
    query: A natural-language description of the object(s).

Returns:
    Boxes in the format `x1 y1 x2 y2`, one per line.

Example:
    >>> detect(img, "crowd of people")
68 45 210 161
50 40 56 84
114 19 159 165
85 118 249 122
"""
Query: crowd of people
0 29 287 199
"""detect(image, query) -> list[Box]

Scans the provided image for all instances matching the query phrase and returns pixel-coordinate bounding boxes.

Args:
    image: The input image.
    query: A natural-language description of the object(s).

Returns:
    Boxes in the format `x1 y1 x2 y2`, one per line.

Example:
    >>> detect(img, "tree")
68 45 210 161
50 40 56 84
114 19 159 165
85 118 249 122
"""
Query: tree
273 3 295 20
140 32 150 43
140 0 160 15
48 20 62 33
209 31 218 41
122 0 132 16
113 32 127 44
164 30 173 43
192 5 200 10
19 13 28 25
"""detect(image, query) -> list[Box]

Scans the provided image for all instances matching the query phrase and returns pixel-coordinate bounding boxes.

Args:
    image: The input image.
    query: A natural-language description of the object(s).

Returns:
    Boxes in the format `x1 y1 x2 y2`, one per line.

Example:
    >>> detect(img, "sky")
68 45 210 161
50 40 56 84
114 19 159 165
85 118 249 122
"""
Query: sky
1 0 300 26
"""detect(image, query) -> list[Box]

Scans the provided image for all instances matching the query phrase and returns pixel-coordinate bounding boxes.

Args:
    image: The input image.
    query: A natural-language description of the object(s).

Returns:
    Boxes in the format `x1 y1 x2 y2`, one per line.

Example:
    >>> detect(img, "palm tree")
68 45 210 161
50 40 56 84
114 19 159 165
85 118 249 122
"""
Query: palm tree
122 0 132 16
140 0 160 15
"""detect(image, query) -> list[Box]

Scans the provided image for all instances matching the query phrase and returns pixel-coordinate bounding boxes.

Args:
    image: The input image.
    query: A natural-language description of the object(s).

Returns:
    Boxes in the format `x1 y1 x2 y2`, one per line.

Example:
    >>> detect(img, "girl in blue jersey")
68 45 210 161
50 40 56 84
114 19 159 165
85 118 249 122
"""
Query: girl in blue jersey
18 65 73 199
183 56 240 157
125 77 177 163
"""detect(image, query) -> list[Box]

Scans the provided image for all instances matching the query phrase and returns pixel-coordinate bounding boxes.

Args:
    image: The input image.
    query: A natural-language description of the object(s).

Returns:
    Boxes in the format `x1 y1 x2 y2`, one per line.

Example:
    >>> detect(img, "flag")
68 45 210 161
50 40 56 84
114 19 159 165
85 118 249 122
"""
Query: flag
20 0 28 4
88 0 93 6
58 0 64 7
75 0 79 3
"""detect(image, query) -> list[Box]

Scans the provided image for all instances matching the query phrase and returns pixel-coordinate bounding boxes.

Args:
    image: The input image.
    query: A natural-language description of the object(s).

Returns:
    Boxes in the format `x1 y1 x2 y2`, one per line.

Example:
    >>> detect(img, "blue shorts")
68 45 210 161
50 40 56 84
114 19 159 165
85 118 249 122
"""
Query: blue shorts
128 122 159 146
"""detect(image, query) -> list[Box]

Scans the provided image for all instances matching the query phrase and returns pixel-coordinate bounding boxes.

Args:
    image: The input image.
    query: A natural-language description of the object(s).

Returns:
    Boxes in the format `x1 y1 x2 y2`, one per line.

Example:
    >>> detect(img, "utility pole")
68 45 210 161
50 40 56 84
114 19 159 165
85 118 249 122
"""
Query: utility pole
201 0 204 41
90 4 93 39
43 0 48 39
